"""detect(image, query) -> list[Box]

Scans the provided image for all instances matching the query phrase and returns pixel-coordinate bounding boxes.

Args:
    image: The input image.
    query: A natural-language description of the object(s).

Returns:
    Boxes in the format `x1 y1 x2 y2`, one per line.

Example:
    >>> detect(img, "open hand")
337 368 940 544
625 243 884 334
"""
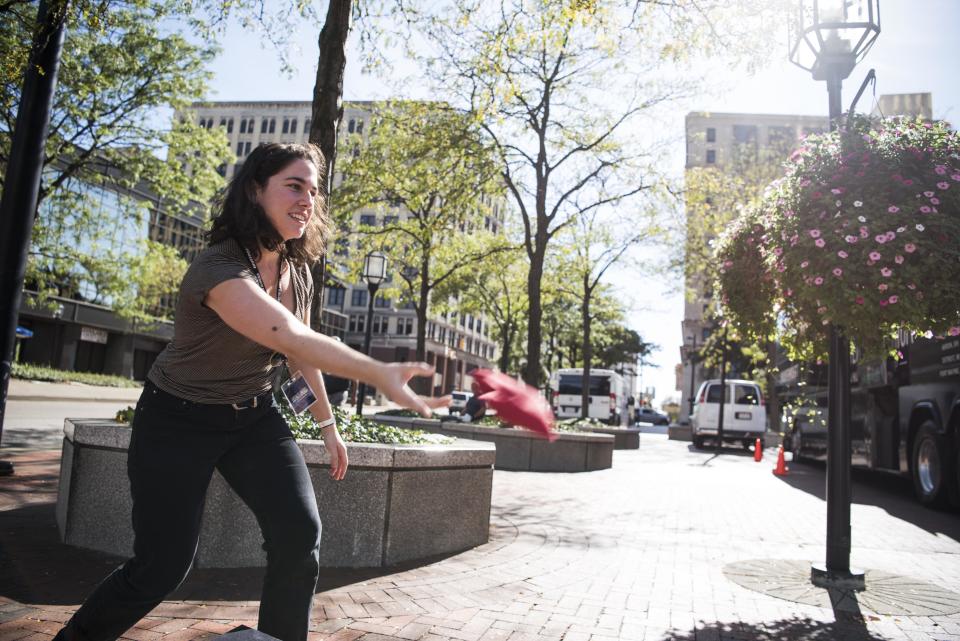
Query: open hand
376 362 451 417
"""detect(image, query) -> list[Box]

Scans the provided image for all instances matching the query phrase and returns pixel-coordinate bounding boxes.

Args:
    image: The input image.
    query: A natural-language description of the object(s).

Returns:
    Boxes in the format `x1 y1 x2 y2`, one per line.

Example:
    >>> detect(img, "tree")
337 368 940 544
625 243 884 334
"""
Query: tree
333 101 511 374
1 0 233 318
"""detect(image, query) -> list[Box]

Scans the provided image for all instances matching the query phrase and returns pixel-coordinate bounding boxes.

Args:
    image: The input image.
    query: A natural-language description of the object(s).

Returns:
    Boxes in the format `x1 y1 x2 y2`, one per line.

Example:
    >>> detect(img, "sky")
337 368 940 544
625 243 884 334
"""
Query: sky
200 0 960 406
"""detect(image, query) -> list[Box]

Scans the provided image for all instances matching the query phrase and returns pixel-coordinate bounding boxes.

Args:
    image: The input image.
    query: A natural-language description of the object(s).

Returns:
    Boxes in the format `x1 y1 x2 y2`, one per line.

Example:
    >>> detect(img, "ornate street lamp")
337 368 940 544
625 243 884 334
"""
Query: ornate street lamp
356 251 388 415
789 0 880 589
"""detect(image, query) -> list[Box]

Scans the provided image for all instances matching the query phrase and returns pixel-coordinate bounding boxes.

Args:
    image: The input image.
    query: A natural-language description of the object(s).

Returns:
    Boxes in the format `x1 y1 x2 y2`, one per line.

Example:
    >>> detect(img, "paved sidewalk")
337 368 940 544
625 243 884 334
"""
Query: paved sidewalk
6 379 144 403
2 436 960 640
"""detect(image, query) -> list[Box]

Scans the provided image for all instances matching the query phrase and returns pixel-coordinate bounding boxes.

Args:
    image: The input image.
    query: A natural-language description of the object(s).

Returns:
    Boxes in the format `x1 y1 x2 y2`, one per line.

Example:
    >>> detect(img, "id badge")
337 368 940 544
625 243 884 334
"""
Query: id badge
281 370 318 414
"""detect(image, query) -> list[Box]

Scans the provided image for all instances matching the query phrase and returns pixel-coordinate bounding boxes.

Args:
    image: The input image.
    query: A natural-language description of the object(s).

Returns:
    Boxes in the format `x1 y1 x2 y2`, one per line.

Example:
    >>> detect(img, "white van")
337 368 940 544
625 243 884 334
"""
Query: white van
549 368 627 425
690 379 767 449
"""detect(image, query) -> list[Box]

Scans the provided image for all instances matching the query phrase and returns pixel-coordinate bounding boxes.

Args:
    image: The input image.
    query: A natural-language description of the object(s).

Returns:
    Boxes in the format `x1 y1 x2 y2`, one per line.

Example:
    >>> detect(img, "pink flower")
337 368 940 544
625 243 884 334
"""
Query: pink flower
952 174 960 181
878 284 888 291
869 251 882 261
723 260 733 268
907 283 916 290
815 238 826 248
814 277 824 286
875 235 887 244
905 243 916 253
931 197 940 204
935 165 947 175
924 191 935 197
885 231 896 241
937 182 950 190
888 205 899 213
785 289 793 297
881 267 893 277
837 250 848 258
920 206 932 213
801 260 810 268
773 247 783 256
948 327 960 337
860 227 869 238
895 255 904 264
831 188 844 194
903 179 914 186
880 299 888 307
888 295 899 304
800 180 811 187
832 267 843 277
845 235 858 244
855 296 864 305
809 229 821 238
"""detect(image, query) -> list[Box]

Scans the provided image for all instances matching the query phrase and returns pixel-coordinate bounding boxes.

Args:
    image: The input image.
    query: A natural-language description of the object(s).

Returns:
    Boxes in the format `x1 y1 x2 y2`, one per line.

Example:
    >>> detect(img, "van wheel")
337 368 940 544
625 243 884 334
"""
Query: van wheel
791 426 805 463
692 436 705 449
911 421 953 508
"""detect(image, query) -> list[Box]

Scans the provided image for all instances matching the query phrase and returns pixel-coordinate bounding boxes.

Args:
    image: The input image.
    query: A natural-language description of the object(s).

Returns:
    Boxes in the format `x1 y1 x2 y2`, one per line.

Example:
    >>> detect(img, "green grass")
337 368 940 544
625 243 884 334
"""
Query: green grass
284 405 454 445
12 362 141 388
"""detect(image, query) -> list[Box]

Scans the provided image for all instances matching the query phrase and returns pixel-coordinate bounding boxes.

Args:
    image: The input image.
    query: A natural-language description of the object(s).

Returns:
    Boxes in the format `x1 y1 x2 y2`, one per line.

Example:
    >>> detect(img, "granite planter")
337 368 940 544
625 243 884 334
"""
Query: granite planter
373 414 615 472
574 426 641 450
56 419 495 569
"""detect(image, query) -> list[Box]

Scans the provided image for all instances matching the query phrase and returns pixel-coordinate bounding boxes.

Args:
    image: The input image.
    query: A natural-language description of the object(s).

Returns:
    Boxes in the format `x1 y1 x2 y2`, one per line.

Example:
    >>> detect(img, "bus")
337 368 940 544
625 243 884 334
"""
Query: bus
549 368 627 425
781 334 960 508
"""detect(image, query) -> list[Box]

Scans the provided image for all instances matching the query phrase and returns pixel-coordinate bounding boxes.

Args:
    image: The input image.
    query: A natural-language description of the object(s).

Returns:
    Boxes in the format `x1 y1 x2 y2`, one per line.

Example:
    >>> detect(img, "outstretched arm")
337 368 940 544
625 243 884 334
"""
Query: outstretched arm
205 277 448 417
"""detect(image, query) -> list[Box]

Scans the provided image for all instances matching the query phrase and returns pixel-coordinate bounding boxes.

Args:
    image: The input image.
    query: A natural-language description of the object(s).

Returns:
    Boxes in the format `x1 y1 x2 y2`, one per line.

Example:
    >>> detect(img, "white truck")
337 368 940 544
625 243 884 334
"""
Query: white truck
690 378 767 449
549 368 627 425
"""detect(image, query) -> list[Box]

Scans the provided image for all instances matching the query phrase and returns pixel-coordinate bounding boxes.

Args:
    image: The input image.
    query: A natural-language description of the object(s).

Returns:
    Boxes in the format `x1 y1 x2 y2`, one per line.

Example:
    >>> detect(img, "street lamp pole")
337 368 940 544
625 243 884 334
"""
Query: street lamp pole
686 334 698 416
0 0 69 477
789 0 880 588
356 251 387 415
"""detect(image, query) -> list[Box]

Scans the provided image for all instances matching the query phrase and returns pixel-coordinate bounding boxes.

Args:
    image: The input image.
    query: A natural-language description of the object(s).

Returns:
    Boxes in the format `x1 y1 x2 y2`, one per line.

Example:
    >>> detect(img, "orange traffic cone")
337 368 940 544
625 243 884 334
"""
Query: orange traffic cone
772 445 789 476
754 438 763 462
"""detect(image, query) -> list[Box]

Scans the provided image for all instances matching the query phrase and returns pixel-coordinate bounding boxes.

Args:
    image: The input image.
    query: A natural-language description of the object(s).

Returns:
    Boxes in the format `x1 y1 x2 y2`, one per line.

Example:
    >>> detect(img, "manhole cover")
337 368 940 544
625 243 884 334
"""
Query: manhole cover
723 559 960 616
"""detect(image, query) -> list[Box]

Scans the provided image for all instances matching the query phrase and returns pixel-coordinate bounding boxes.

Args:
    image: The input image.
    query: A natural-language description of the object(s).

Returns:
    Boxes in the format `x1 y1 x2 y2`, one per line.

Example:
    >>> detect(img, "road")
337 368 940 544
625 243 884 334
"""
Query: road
1 398 136 452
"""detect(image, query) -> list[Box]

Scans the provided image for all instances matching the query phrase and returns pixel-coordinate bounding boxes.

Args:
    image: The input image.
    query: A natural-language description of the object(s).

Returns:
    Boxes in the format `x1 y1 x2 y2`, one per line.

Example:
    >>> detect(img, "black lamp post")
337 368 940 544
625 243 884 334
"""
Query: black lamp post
788 0 880 589
0 0 69 477
685 333 698 417
355 251 387 415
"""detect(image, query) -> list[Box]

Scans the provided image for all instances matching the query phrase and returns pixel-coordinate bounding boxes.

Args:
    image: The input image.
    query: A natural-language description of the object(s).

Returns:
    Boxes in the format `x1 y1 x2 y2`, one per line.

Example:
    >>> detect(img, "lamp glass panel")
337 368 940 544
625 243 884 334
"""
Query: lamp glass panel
363 252 387 285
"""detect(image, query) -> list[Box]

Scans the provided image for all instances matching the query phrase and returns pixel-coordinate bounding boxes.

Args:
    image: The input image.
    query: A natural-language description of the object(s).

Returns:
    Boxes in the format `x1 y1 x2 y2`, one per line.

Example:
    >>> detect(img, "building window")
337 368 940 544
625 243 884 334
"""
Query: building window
282 119 290 134
236 142 244 156
396 317 413 335
304 118 311 133
348 314 366 333
706 127 716 142
240 119 247 134
326 287 345 306
383 215 398 226
261 118 276 134
706 149 716 164
359 214 376 226
290 118 297 134
356 120 364 134
246 118 255 133
220 118 234 133
348 119 356 133
375 295 390 308
351 289 368 307
372 315 388 334
476 319 482 335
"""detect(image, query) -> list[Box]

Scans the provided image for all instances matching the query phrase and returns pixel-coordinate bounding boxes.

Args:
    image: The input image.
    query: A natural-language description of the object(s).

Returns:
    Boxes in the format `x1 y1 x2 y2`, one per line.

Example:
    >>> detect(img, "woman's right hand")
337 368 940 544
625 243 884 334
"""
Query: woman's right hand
375 362 451 417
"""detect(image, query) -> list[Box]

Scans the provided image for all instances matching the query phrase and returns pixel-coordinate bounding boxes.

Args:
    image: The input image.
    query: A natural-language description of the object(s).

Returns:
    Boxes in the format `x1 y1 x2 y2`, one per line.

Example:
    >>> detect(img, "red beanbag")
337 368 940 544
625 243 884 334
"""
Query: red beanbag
471 369 556 441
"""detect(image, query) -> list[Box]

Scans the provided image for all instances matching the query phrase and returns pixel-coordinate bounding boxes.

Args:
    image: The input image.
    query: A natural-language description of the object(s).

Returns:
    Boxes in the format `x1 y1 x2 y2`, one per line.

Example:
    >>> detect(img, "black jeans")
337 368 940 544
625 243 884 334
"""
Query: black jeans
70 381 321 641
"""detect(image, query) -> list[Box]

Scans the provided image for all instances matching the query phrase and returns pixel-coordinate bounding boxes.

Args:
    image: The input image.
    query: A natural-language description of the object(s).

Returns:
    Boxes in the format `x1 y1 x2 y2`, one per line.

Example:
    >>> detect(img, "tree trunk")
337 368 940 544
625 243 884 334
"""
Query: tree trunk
766 340 781 435
309 0 352 329
579 282 593 421
523 241 545 387
412 253 432 394
498 320 513 373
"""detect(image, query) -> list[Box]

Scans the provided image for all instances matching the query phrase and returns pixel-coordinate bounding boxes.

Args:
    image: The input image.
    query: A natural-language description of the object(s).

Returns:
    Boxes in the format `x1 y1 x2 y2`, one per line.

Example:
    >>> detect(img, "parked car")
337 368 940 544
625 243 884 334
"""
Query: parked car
448 390 473 415
634 406 669 426
690 379 767 449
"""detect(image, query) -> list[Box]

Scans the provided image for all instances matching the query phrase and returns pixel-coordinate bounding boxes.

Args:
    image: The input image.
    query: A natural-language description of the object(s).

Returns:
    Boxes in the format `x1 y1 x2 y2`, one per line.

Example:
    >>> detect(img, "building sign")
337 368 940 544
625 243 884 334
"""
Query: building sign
80 326 109 344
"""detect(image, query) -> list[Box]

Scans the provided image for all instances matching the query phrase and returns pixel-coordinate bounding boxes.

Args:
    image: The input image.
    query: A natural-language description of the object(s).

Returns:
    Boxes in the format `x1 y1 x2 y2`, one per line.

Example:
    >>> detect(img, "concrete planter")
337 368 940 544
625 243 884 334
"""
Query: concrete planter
56 419 495 569
574 426 641 450
373 414 615 472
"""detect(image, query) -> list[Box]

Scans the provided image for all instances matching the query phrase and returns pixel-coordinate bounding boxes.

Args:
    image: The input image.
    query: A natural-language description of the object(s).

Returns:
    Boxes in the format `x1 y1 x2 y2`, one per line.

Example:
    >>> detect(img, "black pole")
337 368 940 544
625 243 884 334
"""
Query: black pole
716 322 728 452
0 0 69 476
355 282 378 415
812 72 862 588
687 335 697 416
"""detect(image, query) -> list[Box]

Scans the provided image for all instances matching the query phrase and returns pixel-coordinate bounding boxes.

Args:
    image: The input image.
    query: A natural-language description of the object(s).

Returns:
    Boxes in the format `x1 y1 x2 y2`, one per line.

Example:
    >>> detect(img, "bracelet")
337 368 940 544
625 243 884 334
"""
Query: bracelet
316 417 336 430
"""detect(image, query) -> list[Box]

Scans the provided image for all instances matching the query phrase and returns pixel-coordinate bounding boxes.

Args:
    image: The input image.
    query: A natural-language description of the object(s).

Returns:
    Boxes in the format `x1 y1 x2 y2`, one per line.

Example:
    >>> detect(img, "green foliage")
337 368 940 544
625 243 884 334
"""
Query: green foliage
282 405 453 445
376 408 444 420
333 100 512 360
1 0 232 318
717 115 960 358
554 417 606 433
116 405 136 423
11 362 141 387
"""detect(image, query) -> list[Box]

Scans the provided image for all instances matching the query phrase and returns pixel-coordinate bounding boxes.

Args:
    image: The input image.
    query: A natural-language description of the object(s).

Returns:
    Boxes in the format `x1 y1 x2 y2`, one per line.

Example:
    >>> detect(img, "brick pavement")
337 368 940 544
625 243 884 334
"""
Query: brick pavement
2 435 960 641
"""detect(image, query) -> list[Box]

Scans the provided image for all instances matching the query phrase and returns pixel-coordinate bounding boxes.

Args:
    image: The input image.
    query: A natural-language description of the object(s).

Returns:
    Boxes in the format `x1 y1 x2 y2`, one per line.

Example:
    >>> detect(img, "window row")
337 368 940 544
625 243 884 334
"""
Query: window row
346 314 415 335
200 116 314 136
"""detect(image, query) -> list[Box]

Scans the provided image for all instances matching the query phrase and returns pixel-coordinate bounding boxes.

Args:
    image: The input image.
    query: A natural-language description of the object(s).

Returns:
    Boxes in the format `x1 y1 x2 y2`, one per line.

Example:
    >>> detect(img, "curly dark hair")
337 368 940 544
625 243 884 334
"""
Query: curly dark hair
208 143 331 265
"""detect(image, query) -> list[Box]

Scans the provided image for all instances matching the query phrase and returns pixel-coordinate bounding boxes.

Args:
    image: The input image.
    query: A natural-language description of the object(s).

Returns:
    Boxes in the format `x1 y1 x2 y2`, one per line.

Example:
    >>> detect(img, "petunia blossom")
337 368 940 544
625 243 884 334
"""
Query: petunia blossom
875 235 887 244
920 206 932 213
878 284 888 291
832 268 843 277
888 295 899 304
887 205 899 213
845 235 858 244
881 267 893 277
853 200 863 207
809 229 821 238
869 251 882 261
895 255 904 264
801 260 810 268
937 181 950 190
837 250 848 258
815 238 826 248
916 224 925 232
935 165 947 175
905 243 916 253
855 296 864 305
814 277 824 286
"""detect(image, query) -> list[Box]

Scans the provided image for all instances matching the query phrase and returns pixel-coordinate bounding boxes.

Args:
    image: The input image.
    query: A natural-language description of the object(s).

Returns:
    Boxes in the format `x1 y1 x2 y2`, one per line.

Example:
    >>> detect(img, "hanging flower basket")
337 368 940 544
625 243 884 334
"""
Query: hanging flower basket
717 115 960 357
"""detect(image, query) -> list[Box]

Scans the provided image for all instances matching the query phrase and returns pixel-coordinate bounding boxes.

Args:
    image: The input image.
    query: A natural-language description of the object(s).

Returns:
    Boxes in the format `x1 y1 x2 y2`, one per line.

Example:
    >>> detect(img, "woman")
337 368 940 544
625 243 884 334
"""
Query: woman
54 143 448 641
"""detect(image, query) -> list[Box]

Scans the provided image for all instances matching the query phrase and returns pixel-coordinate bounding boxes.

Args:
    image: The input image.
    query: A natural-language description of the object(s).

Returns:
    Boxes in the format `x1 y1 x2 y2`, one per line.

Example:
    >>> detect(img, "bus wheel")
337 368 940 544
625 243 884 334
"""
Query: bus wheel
911 422 953 507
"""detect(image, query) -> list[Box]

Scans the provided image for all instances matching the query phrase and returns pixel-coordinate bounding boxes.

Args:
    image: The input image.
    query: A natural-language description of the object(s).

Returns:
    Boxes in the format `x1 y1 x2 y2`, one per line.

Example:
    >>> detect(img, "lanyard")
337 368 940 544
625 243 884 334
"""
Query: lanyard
242 246 284 304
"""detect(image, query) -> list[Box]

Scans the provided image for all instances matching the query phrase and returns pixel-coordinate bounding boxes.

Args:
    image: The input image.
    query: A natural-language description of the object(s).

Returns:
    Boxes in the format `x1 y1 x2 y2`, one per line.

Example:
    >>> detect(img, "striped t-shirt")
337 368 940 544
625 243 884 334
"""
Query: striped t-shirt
148 237 314 404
